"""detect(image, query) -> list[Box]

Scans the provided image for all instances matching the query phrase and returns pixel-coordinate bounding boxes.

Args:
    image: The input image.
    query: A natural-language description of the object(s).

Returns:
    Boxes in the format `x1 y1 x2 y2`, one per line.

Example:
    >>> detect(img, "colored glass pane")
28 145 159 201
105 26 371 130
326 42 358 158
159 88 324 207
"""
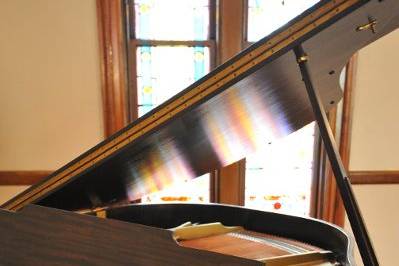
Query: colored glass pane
247 0 319 42
136 46 210 117
245 122 316 216
135 0 210 40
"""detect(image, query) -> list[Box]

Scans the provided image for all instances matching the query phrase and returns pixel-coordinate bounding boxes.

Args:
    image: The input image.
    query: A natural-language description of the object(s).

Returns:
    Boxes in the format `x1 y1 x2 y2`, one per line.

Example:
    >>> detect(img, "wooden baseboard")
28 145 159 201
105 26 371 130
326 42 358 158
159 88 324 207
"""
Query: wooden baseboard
349 171 399 184
0 171 52 185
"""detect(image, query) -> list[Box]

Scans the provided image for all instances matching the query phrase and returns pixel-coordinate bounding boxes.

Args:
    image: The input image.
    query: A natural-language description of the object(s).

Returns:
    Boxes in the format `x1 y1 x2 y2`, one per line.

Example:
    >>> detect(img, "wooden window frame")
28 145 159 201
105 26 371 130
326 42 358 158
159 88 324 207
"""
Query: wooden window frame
97 0 129 137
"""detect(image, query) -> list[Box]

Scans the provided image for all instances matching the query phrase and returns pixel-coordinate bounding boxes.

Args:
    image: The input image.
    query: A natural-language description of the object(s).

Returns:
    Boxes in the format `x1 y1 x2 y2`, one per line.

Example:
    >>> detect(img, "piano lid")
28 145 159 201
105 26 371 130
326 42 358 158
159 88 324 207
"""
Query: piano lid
3 0 399 212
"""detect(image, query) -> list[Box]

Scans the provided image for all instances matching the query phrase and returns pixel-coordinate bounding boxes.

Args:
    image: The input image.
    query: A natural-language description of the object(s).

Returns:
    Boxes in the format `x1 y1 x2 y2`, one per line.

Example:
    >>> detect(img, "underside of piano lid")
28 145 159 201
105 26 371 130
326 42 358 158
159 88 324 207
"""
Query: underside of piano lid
2 0 399 265
3 0 399 213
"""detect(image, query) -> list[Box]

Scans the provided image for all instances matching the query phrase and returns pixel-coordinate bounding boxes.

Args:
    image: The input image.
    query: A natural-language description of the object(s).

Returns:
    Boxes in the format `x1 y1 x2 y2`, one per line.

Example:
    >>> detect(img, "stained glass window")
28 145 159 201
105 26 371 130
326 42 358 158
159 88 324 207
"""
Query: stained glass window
131 0 213 203
136 46 210 116
135 0 210 40
245 0 320 216
245 123 316 216
247 0 320 42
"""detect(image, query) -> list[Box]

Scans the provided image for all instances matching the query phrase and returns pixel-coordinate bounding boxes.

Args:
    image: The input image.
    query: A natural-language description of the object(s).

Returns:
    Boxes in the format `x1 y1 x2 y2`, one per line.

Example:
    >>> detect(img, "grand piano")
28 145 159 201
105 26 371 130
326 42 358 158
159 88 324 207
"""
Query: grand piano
1 0 398 265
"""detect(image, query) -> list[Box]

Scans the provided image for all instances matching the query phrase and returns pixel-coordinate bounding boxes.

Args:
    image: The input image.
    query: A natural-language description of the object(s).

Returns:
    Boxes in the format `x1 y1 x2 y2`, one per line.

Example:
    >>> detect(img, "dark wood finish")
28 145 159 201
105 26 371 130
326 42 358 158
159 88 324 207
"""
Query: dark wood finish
105 203 351 265
97 0 128 137
0 204 259 266
0 171 52 186
349 170 399 184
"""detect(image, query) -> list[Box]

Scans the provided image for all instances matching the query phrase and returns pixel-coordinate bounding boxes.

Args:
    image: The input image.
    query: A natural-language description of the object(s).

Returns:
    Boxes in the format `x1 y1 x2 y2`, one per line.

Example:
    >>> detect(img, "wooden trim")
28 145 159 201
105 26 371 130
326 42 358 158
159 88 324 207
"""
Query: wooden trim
125 0 138 121
315 108 338 221
0 171 53 186
349 171 399 184
311 125 326 219
209 0 217 40
333 54 358 226
340 54 357 171
217 159 246 206
97 0 128 137
321 55 358 226
127 40 139 121
217 0 245 65
214 0 246 205
209 170 219 203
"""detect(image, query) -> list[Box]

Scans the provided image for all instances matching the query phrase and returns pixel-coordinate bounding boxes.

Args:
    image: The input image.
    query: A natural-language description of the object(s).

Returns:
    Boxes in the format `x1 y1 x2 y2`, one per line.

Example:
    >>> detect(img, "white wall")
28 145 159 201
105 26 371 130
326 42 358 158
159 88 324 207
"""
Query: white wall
0 0 104 203
346 29 399 266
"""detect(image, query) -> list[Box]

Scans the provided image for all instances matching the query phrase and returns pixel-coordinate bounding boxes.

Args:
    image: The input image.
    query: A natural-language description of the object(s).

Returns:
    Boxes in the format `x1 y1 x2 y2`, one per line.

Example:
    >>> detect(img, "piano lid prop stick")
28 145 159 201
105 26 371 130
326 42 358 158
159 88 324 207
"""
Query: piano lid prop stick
294 45 378 266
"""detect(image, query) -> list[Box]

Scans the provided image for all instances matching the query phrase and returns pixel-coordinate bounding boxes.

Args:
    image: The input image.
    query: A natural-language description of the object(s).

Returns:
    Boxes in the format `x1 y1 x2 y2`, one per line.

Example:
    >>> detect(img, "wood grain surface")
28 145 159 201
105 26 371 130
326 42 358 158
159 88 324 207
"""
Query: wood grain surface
0 205 260 266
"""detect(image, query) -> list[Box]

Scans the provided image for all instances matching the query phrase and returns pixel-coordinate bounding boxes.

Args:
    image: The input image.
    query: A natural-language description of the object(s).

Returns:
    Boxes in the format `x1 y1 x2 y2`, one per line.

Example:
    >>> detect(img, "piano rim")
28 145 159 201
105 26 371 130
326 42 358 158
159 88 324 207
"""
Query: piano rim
83 202 354 265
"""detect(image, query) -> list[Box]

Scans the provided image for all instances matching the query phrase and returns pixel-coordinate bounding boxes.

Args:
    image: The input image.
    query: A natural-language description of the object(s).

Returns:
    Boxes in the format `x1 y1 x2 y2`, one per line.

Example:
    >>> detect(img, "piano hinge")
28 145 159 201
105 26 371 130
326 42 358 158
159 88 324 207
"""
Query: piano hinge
297 54 309 63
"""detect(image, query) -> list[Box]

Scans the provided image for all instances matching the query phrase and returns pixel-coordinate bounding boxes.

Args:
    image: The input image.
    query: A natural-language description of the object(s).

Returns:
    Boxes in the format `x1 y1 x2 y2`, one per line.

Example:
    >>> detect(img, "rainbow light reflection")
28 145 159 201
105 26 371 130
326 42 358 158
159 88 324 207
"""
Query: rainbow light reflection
126 141 194 201
202 87 293 166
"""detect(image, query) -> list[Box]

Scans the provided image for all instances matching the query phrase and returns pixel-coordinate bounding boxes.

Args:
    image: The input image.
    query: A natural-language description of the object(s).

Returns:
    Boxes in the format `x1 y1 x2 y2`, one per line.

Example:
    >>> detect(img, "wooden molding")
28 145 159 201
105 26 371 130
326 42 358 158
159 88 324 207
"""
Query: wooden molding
0 171 52 186
321 55 358 226
97 0 128 137
217 0 245 64
214 0 246 206
313 109 336 221
331 54 358 226
217 159 246 206
349 171 399 184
